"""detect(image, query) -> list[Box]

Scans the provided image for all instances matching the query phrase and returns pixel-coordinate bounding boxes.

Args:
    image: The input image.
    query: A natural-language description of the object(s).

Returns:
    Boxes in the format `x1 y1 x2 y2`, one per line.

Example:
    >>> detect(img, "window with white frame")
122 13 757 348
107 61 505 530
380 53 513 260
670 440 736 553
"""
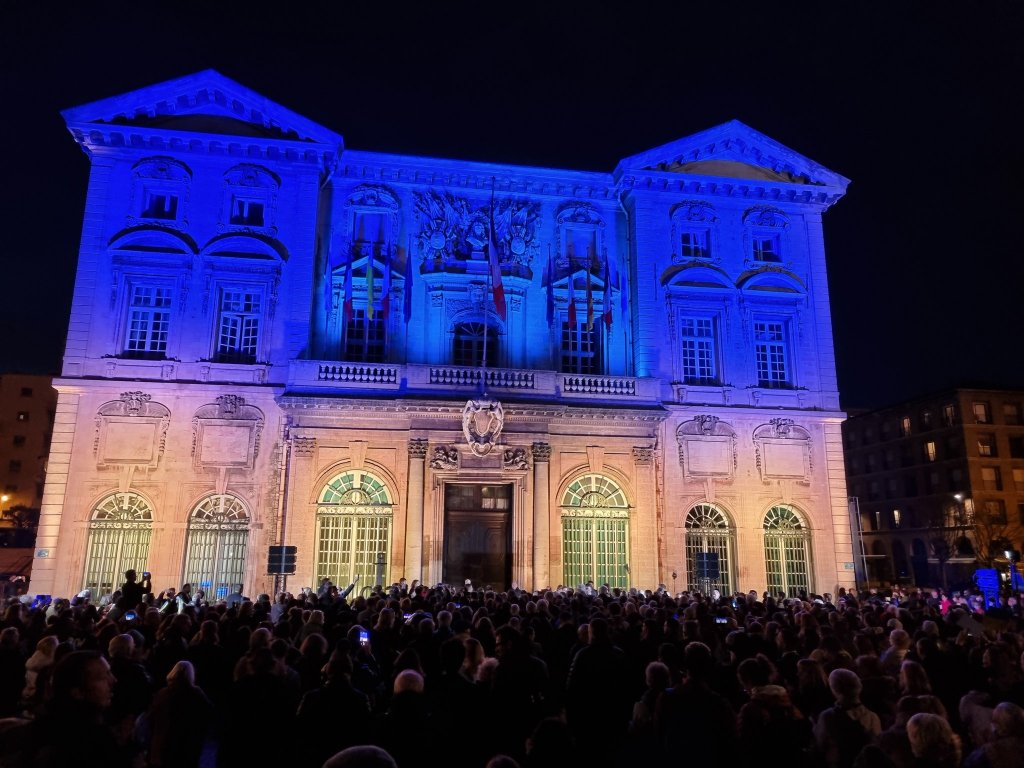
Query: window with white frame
972 402 991 424
124 284 172 358
679 316 717 385
754 320 790 387
215 288 263 364
561 319 602 375
141 189 179 221
343 308 387 363
752 233 782 262
680 229 710 259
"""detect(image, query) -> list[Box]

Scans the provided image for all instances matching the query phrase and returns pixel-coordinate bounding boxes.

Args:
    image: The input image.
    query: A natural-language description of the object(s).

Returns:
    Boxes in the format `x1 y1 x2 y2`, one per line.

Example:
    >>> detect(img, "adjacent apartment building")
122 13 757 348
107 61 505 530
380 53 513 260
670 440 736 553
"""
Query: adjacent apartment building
31 70 854 601
843 387 1024 589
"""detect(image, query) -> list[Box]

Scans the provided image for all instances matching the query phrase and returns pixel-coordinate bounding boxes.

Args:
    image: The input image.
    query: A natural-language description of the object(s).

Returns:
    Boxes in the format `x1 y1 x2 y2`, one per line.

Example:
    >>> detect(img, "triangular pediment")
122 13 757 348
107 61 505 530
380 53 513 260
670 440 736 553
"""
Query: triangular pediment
62 69 342 146
618 120 848 189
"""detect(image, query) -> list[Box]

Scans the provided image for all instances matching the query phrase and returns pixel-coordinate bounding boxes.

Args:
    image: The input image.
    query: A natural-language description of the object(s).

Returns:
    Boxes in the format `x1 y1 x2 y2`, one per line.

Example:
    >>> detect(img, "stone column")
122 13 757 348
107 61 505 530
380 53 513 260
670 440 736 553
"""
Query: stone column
532 442 552 591
632 446 659 589
405 439 428 583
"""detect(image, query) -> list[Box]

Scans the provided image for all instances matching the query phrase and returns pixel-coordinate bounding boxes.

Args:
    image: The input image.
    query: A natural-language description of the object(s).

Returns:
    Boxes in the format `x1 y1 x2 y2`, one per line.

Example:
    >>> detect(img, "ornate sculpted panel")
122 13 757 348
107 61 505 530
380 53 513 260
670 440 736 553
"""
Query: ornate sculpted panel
752 418 812 483
191 395 266 470
429 445 460 471
93 391 171 470
676 415 737 480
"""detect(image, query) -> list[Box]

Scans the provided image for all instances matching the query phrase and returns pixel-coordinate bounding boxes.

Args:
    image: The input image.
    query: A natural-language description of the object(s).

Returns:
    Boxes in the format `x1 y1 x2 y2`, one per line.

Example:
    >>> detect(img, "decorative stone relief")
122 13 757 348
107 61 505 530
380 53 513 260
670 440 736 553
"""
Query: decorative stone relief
633 446 655 466
676 415 737 480
670 200 719 264
414 189 471 260
752 418 812 484
408 439 429 459
462 398 504 457
742 206 791 229
492 197 541 267
93 391 171 470
127 156 191 230
554 201 605 272
219 163 280 236
191 395 266 470
292 437 316 457
531 442 551 462
503 447 529 471
429 445 460 471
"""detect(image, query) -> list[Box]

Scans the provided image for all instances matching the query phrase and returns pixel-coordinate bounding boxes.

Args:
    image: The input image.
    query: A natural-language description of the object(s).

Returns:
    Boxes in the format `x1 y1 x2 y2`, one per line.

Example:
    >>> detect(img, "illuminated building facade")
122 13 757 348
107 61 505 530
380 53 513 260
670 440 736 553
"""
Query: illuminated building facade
843 387 1024 588
32 70 854 600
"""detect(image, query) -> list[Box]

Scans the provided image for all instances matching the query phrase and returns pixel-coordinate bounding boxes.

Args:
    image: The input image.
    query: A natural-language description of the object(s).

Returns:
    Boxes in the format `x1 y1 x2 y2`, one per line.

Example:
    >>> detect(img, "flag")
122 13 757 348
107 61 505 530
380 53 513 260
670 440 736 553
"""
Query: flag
382 246 392 321
545 245 554 327
343 248 354 324
488 182 506 322
602 252 613 331
366 254 376 320
567 267 577 328
404 236 413 325
585 249 594 331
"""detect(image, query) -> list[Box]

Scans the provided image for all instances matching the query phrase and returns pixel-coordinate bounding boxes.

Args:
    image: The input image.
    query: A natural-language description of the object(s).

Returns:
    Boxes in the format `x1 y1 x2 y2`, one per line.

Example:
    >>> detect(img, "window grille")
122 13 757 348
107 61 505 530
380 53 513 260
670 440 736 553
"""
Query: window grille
83 493 153 597
763 505 811 598
316 470 393 589
560 474 629 588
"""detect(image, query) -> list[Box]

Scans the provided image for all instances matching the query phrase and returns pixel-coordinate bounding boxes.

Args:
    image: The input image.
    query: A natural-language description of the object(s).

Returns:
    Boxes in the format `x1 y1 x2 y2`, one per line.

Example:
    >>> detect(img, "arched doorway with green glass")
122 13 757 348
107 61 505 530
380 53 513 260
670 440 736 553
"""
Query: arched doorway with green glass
315 468 395 590
182 493 250 601
683 502 737 596
559 473 631 590
763 504 813 598
82 491 154 598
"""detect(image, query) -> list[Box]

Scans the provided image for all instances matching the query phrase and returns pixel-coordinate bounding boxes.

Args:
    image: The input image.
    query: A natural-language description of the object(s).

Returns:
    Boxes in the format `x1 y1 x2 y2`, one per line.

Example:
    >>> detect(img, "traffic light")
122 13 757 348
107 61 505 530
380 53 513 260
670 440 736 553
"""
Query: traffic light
268 545 297 575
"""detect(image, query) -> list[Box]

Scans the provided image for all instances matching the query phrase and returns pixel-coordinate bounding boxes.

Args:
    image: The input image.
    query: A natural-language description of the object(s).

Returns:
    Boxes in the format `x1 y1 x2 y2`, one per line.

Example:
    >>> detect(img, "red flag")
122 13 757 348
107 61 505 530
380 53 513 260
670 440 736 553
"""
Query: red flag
488 186 506 322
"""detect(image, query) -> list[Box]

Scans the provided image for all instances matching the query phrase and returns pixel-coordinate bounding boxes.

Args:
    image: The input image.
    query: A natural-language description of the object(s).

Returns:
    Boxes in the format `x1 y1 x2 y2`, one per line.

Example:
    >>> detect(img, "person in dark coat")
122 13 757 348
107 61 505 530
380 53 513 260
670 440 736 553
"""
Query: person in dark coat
295 647 372 768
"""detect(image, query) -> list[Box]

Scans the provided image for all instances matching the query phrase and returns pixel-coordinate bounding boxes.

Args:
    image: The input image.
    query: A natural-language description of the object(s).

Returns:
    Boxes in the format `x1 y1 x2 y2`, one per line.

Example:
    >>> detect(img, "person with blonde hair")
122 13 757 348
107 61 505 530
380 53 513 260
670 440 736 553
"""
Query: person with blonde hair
906 711 961 768
21 635 58 716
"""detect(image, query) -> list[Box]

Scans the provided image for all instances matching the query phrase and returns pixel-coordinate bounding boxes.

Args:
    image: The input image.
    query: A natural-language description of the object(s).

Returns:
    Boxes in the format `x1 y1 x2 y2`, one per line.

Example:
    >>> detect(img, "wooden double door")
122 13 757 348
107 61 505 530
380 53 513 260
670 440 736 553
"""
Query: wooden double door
443 483 512 590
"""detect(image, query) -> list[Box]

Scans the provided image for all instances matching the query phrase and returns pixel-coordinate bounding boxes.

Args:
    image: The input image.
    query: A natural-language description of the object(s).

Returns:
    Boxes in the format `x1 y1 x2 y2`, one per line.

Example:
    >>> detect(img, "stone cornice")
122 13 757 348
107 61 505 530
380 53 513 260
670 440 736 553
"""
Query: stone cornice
65 123 339 168
616 170 845 210
337 150 615 201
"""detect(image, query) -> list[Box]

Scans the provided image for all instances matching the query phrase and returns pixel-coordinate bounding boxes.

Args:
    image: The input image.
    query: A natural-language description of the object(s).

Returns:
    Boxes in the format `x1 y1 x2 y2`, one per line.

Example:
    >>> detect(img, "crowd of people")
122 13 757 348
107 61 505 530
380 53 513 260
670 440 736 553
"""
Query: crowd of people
0 570 1021 768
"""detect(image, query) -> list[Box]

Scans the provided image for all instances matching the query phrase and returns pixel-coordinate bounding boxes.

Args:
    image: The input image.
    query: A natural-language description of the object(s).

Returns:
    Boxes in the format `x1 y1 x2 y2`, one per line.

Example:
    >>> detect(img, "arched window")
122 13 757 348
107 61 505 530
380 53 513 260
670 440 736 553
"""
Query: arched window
83 492 154 597
182 494 249 600
560 474 629 589
683 503 736 595
316 470 394 588
763 505 812 598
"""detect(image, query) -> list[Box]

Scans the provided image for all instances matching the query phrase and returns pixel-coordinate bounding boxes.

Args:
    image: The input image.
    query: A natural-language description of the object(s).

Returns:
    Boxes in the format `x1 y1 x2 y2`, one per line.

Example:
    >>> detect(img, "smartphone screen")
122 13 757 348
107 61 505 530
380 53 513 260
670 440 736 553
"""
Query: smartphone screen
358 629 370 646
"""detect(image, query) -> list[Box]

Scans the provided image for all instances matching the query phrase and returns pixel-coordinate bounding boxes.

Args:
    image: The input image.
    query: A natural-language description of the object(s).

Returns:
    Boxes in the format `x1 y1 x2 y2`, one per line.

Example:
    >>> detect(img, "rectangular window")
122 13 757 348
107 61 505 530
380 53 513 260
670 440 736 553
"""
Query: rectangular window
680 230 710 259
1013 468 1024 492
8 461 21 474
1019 503 1024 526
1010 436 1024 458
19 387 32 397
925 441 937 462
921 410 933 429
899 416 911 437
216 289 262 364
980 466 1002 491
230 198 266 226
928 471 940 492
983 499 1007 525
867 453 878 471
943 404 957 427
12 436 25 448
1003 402 1022 425
754 320 789 387
972 402 991 424
679 317 717 384
892 509 902 528
977 434 997 457
124 285 172 358
342 308 387 363
142 190 178 220
16 412 28 422
905 475 918 496
752 233 781 262
561 319 602 375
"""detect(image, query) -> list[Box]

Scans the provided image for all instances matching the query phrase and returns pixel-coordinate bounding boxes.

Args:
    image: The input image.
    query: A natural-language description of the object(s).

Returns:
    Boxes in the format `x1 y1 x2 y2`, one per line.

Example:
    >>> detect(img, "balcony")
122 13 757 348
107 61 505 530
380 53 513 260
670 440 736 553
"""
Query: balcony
287 360 660 403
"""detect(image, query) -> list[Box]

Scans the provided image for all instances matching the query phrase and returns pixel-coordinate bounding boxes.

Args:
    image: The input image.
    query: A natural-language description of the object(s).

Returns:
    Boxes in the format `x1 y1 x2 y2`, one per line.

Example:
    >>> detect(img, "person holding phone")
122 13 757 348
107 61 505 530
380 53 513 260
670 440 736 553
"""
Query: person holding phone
113 569 152 620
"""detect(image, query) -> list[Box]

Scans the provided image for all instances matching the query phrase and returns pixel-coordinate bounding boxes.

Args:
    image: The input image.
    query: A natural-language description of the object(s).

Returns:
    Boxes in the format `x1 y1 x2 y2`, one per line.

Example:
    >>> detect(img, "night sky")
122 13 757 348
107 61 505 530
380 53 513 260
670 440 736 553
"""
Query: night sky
3 3 1023 411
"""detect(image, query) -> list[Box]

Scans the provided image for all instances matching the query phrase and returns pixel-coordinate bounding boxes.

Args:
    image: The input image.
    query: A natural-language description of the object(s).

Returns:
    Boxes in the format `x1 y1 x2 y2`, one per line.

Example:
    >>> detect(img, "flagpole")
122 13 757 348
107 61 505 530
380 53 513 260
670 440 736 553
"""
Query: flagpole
481 179 493 397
